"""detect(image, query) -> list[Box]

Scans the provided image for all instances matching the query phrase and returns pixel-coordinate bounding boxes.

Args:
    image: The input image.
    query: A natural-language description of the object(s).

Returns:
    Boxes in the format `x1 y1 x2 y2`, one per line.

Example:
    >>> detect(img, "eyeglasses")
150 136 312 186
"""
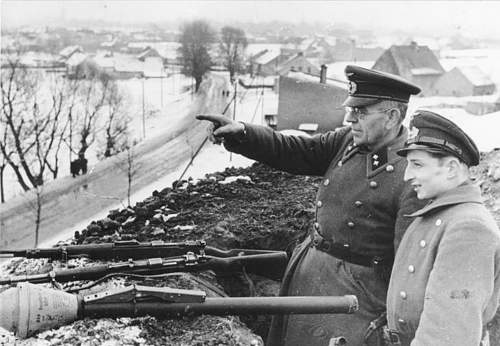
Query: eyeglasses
345 107 393 120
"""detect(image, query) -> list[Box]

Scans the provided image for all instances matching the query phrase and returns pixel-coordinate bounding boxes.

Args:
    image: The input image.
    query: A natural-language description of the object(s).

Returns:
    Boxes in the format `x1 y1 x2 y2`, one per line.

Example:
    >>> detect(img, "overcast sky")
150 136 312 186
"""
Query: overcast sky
2 0 500 39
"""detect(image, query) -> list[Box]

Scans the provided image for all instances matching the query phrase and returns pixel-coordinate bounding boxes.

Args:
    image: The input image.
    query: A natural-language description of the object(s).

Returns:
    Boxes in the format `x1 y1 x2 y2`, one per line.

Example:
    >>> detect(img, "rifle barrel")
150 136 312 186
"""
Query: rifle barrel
0 241 279 261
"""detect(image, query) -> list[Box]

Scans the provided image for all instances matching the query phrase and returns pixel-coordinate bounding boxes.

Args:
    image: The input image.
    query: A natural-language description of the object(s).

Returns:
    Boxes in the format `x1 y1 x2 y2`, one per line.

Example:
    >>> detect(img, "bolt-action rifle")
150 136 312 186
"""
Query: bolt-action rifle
0 251 288 285
0 239 278 262
0 282 359 338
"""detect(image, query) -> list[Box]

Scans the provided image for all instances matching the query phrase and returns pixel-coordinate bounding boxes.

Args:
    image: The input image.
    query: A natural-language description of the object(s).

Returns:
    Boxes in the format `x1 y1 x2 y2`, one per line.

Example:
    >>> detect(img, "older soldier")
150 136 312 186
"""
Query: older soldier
197 65 425 345
386 110 500 345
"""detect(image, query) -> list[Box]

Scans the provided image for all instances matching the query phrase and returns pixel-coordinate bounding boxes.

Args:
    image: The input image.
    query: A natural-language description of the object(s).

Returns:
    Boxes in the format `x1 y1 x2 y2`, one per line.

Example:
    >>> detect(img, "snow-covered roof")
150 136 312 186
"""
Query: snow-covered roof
66 52 87 67
299 38 314 51
457 66 494 86
93 55 115 69
114 57 143 72
254 50 281 65
245 43 282 58
410 67 443 75
60 45 82 58
101 38 117 48
286 71 348 90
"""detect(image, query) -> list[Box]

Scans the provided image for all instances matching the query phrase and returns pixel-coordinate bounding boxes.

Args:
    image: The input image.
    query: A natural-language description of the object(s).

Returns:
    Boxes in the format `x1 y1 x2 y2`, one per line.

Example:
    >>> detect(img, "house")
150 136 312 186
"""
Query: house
250 49 283 76
65 52 91 78
276 52 320 76
372 42 445 95
465 94 500 115
272 66 348 133
432 66 496 96
137 47 162 61
59 45 84 61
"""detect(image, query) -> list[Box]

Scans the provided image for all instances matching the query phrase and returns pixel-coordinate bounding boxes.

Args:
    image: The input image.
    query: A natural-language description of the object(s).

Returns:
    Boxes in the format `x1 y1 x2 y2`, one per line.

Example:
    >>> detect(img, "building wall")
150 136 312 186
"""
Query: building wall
411 74 440 96
432 69 473 96
372 52 440 96
259 58 281 76
473 84 496 96
278 55 320 76
465 101 500 115
276 76 347 133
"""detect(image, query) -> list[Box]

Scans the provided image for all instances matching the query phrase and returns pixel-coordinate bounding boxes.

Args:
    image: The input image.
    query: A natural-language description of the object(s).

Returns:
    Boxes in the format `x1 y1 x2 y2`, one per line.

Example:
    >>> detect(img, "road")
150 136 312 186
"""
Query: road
0 74 230 250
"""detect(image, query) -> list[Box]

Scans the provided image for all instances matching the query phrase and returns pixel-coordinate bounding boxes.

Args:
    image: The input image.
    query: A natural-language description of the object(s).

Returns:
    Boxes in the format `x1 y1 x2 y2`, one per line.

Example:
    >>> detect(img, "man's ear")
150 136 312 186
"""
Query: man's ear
385 108 401 129
445 157 461 178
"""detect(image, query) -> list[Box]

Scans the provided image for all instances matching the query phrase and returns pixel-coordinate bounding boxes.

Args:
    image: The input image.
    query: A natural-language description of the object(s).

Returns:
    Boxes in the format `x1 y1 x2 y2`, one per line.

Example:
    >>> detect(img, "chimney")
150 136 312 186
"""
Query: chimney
320 64 327 84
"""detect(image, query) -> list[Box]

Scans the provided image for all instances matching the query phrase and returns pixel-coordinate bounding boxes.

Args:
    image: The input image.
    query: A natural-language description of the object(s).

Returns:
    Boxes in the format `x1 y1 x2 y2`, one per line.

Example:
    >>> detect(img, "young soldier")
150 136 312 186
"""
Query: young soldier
387 110 500 345
197 65 425 345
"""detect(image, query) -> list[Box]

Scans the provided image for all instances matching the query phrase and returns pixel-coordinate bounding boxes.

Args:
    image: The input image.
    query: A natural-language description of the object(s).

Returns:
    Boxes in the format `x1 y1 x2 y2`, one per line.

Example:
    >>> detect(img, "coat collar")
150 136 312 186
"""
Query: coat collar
366 126 407 178
341 126 408 179
408 182 483 217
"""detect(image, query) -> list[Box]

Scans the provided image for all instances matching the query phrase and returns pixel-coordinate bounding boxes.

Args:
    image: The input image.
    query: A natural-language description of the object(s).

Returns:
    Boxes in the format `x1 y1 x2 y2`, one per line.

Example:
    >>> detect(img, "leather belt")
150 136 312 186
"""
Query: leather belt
310 231 393 268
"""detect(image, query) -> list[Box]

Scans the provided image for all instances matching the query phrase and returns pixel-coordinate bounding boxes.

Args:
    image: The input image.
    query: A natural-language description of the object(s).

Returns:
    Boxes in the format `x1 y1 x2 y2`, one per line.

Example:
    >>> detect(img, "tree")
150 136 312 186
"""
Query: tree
0 59 69 191
179 20 215 92
219 26 248 82
71 72 113 165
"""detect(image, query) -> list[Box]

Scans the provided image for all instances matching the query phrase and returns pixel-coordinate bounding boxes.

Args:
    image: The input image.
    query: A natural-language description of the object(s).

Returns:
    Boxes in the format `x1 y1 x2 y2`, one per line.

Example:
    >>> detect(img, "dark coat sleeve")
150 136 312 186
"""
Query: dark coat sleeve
224 123 350 176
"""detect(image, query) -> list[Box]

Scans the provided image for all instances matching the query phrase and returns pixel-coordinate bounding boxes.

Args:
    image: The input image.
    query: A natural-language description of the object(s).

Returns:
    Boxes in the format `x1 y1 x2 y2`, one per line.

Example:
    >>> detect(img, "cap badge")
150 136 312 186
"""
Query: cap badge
348 81 357 94
408 126 419 141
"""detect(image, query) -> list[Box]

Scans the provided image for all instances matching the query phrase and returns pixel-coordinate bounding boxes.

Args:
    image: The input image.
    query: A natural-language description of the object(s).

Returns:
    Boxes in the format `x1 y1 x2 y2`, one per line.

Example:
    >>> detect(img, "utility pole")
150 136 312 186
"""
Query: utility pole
160 69 164 108
142 77 146 139
230 80 237 162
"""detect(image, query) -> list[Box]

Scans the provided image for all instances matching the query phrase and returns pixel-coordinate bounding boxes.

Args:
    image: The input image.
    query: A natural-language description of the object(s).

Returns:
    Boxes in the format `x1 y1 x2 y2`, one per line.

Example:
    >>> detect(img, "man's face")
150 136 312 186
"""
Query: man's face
404 150 450 199
345 103 392 148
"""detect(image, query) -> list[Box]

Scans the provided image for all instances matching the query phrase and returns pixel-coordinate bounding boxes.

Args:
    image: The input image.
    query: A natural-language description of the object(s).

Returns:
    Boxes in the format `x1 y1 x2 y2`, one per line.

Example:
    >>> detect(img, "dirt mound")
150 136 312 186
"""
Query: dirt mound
1 163 320 345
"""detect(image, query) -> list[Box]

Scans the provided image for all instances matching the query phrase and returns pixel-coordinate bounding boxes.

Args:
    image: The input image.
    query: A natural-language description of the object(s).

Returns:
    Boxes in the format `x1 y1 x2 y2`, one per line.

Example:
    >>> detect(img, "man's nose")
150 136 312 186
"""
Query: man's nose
345 110 357 123
403 166 413 181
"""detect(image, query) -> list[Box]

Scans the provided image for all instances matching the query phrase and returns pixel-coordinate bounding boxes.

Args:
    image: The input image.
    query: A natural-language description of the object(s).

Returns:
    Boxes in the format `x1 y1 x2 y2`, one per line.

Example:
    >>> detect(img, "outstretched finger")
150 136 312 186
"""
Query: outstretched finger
196 114 224 124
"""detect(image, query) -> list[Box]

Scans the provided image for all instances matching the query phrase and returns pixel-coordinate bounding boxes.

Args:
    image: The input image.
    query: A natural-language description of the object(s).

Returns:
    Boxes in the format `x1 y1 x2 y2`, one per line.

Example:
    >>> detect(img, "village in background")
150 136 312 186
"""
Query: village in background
2 15 500 205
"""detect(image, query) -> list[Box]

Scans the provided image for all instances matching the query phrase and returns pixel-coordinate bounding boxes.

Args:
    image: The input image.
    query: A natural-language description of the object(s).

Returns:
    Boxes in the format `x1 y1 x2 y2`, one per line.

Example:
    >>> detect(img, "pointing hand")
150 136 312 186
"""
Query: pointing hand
196 114 245 143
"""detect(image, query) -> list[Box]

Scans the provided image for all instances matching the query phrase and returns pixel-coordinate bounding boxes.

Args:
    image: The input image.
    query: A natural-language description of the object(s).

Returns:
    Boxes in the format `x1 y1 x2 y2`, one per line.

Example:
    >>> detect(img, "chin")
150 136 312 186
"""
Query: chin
416 191 428 200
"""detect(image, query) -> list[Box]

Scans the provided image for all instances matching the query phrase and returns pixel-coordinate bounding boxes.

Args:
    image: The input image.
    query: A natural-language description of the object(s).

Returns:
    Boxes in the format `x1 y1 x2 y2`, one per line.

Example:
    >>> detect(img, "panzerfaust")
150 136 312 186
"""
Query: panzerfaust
0 239 279 261
0 283 359 338
0 251 288 284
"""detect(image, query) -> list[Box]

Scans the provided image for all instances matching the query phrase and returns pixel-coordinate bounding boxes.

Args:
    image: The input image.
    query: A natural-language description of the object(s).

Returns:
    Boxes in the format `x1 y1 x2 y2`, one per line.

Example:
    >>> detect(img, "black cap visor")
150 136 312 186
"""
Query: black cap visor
342 96 382 107
397 144 451 158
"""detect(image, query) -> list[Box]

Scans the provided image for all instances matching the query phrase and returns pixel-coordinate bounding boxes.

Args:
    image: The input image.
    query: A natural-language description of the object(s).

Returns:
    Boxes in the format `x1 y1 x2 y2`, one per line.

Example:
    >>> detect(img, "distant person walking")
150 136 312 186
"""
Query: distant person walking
197 66 425 345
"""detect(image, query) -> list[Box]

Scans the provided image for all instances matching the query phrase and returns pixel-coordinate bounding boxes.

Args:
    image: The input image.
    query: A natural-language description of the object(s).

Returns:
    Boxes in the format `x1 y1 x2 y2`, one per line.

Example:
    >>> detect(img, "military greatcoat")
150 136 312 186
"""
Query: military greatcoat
387 183 500 346
225 123 424 346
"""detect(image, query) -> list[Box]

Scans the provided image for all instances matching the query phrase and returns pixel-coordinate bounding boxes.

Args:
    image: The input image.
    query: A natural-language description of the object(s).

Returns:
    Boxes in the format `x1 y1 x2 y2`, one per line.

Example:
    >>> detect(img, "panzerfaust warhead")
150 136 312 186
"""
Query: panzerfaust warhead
0 251 289 284
0 239 279 261
0 283 359 338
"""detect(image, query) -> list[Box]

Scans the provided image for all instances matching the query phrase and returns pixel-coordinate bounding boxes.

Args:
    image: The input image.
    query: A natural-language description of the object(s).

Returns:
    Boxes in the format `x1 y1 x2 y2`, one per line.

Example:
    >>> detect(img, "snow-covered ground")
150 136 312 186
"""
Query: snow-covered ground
38 79 279 246
3 73 194 201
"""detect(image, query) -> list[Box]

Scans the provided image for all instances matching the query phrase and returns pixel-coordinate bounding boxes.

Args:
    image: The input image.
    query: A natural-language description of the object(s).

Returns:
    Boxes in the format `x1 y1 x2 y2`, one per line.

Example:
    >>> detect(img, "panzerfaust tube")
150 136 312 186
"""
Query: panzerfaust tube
0 283 358 338
84 296 359 317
